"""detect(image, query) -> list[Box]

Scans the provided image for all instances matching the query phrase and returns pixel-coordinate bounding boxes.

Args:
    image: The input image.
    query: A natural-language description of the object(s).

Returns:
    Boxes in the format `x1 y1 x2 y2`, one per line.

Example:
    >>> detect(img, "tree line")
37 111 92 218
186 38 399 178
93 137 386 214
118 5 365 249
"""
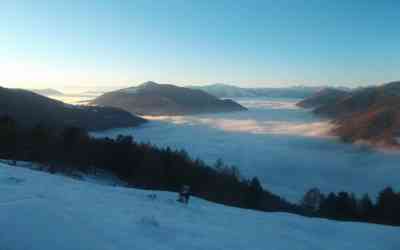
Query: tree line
0 115 399 226
301 187 400 226
0 115 293 212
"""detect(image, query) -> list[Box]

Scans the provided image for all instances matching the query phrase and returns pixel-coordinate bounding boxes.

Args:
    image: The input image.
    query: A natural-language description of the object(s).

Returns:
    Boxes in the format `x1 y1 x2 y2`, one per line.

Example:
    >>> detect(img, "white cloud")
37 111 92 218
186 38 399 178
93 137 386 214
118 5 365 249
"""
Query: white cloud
142 116 334 137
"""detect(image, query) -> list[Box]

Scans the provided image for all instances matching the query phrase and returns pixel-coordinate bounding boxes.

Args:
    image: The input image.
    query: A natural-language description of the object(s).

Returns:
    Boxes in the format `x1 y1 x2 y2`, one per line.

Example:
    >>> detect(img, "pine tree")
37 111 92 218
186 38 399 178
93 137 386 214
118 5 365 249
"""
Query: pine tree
0 115 18 158
359 194 374 221
376 187 399 224
301 188 323 212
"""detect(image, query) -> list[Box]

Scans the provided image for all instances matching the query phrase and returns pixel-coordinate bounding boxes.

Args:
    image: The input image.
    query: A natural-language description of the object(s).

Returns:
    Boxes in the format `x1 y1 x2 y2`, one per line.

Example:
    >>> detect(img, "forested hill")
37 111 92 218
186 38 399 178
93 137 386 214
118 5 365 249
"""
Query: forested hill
92 81 247 116
0 86 146 131
297 81 400 146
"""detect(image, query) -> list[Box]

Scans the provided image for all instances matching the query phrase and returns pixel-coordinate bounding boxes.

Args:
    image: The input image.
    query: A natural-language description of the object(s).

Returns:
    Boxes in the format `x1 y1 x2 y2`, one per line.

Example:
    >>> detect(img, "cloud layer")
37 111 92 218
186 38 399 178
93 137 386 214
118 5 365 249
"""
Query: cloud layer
93 98 400 202
144 116 334 137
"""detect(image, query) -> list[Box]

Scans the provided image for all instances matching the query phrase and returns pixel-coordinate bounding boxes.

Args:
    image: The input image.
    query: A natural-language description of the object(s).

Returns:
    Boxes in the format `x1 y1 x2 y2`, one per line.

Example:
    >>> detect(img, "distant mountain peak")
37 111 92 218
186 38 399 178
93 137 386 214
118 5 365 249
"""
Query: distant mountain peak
92 82 247 116
191 84 320 98
118 81 161 94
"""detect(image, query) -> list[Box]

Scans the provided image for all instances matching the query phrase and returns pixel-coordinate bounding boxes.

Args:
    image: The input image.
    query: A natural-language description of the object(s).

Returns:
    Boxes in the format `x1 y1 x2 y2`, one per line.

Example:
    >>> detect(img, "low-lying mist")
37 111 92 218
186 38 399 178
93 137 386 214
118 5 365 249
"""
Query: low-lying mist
93 98 400 202
143 116 334 137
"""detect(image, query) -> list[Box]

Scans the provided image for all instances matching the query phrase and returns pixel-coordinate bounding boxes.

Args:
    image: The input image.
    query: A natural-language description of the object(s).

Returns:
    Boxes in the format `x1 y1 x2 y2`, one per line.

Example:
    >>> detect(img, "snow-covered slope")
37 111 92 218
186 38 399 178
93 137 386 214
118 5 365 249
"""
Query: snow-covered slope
0 163 398 250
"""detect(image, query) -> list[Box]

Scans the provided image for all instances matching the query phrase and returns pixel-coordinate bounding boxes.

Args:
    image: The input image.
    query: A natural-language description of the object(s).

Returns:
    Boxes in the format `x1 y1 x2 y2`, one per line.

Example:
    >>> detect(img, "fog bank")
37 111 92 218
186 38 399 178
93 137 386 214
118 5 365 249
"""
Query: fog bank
93 98 400 202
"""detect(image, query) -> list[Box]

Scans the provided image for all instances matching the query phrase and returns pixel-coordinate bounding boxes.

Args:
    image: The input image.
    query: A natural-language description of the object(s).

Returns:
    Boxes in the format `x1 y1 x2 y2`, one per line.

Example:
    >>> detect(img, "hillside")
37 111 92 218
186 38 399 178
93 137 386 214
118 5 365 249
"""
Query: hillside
92 81 247 116
0 162 398 250
31 88 64 96
297 81 400 145
0 86 145 131
296 88 351 110
192 83 321 99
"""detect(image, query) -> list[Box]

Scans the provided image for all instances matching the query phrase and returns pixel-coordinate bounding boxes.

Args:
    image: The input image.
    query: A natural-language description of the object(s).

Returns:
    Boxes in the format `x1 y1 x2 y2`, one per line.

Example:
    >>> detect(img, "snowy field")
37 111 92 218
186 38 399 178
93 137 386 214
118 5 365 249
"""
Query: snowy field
92 98 400 202
0 162 399 250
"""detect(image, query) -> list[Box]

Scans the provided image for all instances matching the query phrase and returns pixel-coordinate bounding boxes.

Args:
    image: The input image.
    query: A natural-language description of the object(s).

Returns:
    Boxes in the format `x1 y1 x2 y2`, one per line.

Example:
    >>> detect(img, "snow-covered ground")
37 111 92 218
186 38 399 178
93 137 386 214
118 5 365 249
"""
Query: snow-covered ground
1 162 398 250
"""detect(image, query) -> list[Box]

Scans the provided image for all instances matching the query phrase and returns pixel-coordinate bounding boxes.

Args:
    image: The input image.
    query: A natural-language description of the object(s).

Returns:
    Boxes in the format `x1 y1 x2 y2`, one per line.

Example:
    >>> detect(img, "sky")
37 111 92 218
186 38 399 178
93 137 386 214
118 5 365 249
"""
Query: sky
1 0 400 90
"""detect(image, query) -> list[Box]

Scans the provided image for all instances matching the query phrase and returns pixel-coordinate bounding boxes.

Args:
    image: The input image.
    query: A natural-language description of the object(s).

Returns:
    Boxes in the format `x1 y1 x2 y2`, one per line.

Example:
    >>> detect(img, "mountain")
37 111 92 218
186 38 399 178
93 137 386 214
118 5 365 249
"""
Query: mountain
191 83 321 99
1 162 397 250
92 81 247 116
0 86 145 131
298 81 400 145
31 88 64 96
296 88 351 110
190 83 259 98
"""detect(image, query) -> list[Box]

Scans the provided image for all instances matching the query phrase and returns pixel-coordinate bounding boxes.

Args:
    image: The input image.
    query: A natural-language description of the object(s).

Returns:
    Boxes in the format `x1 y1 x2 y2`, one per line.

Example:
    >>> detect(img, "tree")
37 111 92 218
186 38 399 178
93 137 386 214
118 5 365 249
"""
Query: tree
336 192 357 219
319 192 338 218
116 135 133 145
0 115 18 158
376 187 400 224
359 194 374 220
213 158 224 171
301 188 323 212
244 177 263 209
29 124 51 163
61 126 89 151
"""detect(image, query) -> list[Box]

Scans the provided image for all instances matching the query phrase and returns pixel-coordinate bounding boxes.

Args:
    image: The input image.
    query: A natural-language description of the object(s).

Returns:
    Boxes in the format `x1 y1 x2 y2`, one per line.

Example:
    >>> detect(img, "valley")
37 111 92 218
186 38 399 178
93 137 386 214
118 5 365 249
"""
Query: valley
92 97 400 202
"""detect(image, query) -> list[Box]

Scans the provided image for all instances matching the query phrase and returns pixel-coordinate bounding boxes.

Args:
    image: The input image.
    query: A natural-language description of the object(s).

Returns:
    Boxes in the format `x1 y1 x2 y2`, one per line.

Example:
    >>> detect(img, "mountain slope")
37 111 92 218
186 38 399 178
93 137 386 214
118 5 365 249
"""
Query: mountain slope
298 81 400 145
92 81 247 116
191 83 259 98
0 86 145 131
0 162 398 250
31 88 64 96
332 105 400 144
296 88 351 110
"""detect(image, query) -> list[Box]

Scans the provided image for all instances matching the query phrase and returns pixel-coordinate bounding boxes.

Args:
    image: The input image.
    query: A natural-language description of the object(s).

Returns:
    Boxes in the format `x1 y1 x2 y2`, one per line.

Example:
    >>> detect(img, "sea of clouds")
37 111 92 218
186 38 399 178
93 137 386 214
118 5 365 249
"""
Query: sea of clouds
93 98 400 202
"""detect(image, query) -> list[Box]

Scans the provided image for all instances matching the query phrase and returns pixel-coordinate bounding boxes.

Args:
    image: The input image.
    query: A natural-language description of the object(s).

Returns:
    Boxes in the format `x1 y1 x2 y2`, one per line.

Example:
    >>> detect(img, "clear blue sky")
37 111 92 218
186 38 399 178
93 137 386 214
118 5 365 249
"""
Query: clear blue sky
1 0 399 89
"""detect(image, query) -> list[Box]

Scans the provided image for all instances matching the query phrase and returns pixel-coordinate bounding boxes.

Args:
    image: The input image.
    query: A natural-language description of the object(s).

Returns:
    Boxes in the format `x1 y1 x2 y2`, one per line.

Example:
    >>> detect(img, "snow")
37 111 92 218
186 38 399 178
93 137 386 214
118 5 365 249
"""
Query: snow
0 162 398 250
0 159 126 188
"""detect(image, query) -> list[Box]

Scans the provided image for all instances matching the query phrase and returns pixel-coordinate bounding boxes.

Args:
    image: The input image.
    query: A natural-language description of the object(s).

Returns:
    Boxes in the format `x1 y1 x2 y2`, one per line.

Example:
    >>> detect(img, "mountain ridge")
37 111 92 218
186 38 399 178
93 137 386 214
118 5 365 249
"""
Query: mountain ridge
92 81 247 116
191 83 326 99
297 81 400 146
0 86 145 131
31 88 64 96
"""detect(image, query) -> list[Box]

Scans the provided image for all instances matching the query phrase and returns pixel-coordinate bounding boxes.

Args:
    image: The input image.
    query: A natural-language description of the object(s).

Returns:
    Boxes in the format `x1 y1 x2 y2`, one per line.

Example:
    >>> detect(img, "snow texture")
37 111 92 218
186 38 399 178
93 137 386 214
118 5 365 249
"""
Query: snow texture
0 163 398 250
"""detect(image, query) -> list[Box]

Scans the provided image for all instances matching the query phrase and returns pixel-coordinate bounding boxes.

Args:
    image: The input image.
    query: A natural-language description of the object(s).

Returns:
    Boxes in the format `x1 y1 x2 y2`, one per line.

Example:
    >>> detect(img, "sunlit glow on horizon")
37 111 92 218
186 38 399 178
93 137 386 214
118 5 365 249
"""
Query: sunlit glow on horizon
1 1 399 90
